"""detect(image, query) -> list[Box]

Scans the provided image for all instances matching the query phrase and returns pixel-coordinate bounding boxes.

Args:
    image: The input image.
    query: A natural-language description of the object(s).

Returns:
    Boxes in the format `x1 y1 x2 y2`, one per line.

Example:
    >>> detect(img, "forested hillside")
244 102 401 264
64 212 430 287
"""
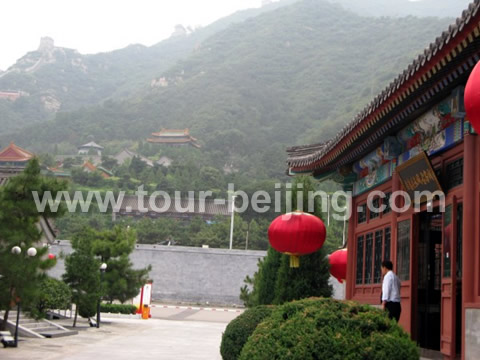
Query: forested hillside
0 0 295 132
2 0 455 180
331 0 471 18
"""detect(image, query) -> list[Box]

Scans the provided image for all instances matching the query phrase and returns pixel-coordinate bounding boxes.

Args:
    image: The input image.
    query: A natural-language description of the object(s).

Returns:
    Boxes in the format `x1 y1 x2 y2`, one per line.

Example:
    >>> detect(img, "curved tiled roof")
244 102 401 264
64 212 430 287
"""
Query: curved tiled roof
288 0 480 172
78 141 104 149
0 142 34 162
118 195 230 217
151 128 190 137
286 142 327 168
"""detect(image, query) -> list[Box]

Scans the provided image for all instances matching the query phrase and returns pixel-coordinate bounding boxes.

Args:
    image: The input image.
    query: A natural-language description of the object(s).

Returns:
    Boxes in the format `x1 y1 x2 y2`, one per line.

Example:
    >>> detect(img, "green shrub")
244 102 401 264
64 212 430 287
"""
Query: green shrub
220 305 274 360
239 298 419 360
100 303 137 314
34 277 72 315
78 295 97 318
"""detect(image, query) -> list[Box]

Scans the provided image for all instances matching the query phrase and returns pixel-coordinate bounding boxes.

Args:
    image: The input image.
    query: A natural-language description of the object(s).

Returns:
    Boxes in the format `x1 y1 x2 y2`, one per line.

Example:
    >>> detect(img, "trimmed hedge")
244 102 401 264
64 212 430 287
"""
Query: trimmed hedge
239 298 419 360
100 304 137 314
220 305 275 360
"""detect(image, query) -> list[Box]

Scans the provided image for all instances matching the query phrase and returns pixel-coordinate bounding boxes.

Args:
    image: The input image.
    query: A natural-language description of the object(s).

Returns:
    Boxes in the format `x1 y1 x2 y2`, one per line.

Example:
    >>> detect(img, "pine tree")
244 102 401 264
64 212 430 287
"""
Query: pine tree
272 176 332 304
240 176 332 306
91 226 151 304
0 158 67 328
63 225 151 324
63 232 101 327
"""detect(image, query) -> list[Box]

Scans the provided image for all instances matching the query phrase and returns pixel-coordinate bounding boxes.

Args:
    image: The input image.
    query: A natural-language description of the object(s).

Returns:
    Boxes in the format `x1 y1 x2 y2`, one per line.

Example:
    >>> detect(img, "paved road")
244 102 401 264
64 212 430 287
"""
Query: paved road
149 304 242 323
1 305 243 360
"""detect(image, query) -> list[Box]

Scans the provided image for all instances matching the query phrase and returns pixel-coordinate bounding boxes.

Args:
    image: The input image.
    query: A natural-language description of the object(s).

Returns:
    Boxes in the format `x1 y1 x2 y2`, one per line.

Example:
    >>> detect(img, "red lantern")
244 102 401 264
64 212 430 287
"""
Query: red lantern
268 211 326 268
329 248 348 283
48 253 56 260
465 61 480 133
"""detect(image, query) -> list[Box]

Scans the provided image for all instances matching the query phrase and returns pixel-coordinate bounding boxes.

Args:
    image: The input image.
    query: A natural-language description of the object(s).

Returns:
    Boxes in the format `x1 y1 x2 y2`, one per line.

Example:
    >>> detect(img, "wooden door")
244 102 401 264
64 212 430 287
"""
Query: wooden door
396 214 416 334
440 197 457 358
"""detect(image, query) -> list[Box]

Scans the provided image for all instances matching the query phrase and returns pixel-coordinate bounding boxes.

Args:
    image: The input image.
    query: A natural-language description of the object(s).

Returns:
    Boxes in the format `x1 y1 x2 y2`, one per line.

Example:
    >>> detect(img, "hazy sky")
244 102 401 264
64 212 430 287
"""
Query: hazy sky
0 0 263 70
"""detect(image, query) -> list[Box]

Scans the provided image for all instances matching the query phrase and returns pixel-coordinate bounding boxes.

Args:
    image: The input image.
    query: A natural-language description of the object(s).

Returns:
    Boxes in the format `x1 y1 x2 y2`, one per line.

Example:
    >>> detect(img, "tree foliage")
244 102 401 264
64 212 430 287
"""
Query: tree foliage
63 225 151 321
2 0 451 248
63 230 102 325
2 1 453 185
0 159 67 327
241 176 333 307
0 1 289 133
332 0 469 18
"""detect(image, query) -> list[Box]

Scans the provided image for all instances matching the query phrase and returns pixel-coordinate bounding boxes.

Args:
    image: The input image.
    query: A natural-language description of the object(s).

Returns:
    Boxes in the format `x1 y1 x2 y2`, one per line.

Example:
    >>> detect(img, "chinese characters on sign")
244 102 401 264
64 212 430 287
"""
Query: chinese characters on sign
396 152 443 204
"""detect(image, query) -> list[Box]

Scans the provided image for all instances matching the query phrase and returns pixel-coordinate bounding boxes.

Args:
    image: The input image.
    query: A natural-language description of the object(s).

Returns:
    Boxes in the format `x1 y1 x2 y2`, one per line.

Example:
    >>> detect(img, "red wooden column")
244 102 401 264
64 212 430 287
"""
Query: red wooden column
462 132 476 359
391 173 400 264
346 195 356 300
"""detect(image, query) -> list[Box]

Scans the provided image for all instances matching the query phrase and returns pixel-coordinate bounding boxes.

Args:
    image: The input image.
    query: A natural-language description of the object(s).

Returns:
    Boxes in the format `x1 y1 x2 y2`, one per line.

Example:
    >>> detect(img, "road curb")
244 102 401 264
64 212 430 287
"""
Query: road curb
150 304 243 313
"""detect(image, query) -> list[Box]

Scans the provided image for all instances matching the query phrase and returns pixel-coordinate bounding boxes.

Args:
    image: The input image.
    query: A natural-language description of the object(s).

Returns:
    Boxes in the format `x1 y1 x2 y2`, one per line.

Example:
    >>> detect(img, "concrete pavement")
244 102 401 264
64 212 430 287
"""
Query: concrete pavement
149 303 242 323
0 305 243 360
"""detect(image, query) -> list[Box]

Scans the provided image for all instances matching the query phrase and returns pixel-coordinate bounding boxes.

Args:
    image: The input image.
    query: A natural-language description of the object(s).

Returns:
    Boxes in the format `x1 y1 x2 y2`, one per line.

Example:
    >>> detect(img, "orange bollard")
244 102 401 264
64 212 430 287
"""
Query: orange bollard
141 304 150 320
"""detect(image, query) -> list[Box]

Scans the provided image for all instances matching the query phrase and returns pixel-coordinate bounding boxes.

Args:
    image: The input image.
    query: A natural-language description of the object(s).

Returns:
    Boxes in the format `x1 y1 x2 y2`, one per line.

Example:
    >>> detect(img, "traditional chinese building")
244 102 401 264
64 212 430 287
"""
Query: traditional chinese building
113 195 229 221
114 148 154 167
147 128 200 148
81 161 112 179
77 141 104 156
0 142 34 167
0 91 22 101
287 2 480 359
43 167 72 179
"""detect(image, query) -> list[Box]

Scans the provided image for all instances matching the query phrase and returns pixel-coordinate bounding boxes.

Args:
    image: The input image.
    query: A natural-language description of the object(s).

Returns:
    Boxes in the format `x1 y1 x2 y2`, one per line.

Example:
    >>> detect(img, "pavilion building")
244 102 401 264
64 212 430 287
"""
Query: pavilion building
287 2 480 359
0 142 34 167
147 128 200 148
77 141 104 156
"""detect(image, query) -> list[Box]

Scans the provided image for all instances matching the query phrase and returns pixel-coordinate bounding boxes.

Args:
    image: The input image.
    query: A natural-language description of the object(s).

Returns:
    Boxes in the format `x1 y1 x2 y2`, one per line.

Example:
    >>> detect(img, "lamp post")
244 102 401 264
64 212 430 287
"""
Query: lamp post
96 263 107 328
11 246 37 347
229 195 237 250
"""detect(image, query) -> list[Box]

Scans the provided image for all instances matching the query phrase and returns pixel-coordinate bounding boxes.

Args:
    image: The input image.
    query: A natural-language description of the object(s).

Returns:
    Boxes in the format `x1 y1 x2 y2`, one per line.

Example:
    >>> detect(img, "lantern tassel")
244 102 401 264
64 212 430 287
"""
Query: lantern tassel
289 255 300 268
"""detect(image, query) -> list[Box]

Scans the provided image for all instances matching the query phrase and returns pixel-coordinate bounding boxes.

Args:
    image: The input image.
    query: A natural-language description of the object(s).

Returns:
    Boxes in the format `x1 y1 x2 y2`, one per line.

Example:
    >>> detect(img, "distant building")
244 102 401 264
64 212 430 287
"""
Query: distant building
113 195 229 221
114 149 173 168
0 142 34 167
114 149 154 167
43 167 71 179
82 161 111 179
147 128 200 148
0 91 22 101
77 141 104 156
151 77 169 88
156 156 173 167
223 163 238 175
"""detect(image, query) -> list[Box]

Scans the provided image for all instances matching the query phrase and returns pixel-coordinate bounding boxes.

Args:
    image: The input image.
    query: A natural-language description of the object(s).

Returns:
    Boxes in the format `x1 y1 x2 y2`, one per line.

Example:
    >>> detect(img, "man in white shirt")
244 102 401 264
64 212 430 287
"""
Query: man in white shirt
381 260 401 322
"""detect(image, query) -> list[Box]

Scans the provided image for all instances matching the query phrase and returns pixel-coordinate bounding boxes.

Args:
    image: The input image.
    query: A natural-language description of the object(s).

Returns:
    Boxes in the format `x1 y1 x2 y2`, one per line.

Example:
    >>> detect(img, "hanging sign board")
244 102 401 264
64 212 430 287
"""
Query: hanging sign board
395 152 443 204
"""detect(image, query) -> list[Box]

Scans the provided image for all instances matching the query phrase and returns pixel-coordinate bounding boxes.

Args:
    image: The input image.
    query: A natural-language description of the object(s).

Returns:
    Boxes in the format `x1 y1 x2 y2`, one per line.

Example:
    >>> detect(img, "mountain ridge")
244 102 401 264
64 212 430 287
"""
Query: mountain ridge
330 0 472 18
0 0 457 181
0 0 297 133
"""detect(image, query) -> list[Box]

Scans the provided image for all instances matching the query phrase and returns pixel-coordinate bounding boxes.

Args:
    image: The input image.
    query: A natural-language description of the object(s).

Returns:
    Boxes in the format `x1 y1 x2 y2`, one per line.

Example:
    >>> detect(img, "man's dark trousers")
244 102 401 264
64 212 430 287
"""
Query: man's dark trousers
385 301 401 322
